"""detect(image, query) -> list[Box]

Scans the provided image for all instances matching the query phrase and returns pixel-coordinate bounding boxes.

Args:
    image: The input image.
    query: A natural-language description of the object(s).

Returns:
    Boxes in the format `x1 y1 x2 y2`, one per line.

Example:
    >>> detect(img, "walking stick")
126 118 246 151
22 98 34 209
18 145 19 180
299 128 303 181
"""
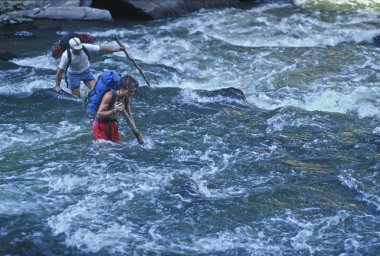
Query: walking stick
122 109 144 144
114 35 152 87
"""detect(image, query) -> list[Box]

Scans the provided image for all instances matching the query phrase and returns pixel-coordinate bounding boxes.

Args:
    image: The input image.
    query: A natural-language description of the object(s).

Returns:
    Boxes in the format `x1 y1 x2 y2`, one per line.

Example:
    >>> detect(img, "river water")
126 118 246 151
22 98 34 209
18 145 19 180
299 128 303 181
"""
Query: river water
1 1 380 255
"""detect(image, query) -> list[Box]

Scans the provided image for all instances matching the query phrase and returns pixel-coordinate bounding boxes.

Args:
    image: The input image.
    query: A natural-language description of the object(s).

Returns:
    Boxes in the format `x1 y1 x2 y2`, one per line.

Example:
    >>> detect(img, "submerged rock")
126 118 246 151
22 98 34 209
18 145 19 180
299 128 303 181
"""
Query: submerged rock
0 51 16 61
0 60 19 70
12 31 35 37
374 34 380 45
202 87 247 102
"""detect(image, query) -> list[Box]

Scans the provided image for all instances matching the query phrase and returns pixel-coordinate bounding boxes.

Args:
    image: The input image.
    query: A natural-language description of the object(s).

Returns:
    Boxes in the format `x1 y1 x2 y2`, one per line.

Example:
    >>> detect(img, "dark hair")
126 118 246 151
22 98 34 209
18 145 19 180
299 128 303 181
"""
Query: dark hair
120 75 139 89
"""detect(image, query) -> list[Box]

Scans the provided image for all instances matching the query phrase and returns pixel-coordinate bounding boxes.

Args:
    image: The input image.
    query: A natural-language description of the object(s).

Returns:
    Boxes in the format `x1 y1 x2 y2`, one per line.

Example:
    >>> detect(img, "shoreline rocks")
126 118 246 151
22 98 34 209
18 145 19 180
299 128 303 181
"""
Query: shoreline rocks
0 0 250 25
0 6 112 25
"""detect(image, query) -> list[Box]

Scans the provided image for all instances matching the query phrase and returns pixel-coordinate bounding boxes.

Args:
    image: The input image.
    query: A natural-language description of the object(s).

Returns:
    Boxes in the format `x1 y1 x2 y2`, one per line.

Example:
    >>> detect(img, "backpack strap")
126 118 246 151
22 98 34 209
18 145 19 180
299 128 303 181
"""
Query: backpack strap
93 89 117 120
64 49 72 88
64 47 91 88
108 90 118 141
110 89 117 108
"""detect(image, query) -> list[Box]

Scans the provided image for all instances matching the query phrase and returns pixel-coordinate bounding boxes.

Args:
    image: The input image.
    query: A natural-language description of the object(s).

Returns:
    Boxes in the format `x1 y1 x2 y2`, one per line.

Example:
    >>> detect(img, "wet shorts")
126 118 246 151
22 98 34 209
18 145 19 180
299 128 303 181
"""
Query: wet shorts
93 119 121 142
67 68 95 90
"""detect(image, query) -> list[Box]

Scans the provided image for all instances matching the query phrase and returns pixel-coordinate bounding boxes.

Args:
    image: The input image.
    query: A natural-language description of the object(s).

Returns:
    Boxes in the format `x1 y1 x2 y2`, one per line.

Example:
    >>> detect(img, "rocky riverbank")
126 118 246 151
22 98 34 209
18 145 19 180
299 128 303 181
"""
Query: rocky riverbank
0 0 252 25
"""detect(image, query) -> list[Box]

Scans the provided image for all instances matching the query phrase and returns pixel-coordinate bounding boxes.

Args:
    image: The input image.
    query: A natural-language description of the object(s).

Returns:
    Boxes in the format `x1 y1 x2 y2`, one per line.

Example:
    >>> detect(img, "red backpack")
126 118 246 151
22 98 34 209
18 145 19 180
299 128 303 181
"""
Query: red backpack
52 32 93 59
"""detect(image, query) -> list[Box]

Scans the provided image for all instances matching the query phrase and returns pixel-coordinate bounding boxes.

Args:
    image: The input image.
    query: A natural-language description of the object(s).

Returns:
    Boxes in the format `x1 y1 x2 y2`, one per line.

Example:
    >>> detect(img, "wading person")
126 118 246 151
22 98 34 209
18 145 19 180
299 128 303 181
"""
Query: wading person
54 37 123 97
93 74 144 144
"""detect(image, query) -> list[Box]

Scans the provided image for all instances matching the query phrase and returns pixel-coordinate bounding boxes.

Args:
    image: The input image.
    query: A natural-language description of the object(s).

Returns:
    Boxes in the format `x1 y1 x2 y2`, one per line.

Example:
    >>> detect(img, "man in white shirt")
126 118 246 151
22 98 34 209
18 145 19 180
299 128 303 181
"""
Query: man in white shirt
54 37 122 97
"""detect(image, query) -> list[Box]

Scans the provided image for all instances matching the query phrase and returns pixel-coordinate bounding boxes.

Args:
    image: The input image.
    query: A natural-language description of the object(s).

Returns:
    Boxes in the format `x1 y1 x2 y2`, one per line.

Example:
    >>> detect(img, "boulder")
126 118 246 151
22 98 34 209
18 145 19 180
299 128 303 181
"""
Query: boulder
201 87 247 102
32 6 112 21
0 11 33 25
0 0 248 25
0 0 81 14
0 6 112 24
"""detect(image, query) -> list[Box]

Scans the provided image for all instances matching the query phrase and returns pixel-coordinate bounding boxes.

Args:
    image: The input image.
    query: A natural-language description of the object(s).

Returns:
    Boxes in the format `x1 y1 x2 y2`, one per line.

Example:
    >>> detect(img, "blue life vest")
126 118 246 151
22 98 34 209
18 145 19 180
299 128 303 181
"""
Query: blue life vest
86 70 122 118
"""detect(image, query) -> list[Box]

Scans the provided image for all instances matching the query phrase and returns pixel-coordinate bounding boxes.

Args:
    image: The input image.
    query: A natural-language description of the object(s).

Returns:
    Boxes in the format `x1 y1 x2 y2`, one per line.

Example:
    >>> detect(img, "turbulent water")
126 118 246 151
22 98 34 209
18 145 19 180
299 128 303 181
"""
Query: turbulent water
294 0 380 11
1 1 380 255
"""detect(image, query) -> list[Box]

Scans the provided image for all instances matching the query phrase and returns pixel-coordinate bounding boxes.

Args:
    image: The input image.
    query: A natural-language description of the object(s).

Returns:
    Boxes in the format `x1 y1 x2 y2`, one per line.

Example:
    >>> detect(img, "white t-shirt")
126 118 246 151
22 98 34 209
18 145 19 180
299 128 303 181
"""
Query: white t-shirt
58 43 100 74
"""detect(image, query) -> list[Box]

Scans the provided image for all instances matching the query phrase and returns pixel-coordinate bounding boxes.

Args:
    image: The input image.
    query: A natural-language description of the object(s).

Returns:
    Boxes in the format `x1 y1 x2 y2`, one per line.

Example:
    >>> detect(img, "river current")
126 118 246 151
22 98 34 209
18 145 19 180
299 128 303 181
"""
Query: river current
1 1 380 255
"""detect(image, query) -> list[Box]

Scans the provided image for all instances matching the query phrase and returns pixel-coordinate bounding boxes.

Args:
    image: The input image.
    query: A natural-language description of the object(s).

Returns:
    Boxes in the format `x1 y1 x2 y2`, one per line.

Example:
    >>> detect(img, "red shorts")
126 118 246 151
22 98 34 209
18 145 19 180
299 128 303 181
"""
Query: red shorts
93 119 121 142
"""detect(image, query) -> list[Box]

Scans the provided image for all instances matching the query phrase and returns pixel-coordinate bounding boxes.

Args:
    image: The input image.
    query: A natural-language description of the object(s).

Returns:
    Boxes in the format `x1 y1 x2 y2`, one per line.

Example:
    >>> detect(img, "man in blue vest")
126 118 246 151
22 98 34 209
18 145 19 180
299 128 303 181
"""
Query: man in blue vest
54 37 122 97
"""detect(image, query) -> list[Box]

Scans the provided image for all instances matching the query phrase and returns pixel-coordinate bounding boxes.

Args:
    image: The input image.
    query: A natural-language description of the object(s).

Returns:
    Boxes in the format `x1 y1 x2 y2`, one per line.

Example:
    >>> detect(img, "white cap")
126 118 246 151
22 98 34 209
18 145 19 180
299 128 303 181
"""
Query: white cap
69 37 83 50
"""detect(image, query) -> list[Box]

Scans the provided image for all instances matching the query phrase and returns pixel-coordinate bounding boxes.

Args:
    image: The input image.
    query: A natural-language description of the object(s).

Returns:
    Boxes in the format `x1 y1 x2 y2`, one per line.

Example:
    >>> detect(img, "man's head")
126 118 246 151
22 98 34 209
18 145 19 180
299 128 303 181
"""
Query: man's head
69 37 83 51
120 75 139 96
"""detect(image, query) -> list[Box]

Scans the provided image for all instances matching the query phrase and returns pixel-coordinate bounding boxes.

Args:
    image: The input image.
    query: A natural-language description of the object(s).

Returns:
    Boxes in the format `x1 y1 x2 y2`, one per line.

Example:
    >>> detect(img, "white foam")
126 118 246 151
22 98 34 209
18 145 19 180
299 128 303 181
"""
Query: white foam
294 0 380 10
192 226 282 254
47 174 87 193
0 200 40 215
304 87 380 118
0 73 56 95
47 163 175 253
269 210 352 254
338 170 380 210
11 54 58 70
158 3 380 49
250 84 380 119
266 110 325 134
0 122 82 152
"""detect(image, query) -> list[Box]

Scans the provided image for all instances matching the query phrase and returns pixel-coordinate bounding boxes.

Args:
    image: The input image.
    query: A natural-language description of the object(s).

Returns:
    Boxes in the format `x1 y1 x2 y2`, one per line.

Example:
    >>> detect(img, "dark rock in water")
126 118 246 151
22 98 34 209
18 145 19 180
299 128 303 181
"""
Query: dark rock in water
0 59 19 69
12 30 35 37
374 34 380 45
170 174 203 201
0 51 16 61
204 87 247 102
